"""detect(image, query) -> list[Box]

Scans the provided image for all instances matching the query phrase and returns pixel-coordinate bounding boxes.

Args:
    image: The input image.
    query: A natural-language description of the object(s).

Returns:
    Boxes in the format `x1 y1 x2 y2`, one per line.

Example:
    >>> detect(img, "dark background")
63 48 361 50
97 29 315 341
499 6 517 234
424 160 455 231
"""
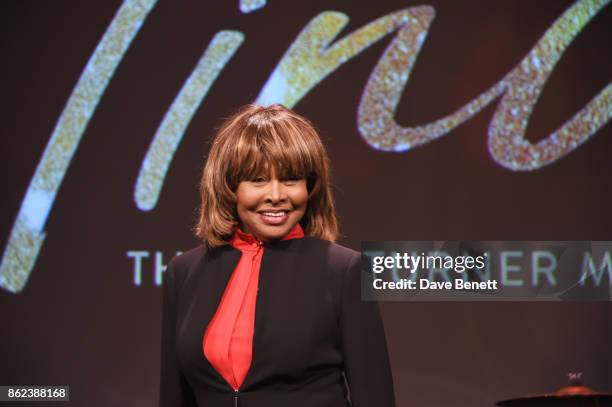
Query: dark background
1 1 611 406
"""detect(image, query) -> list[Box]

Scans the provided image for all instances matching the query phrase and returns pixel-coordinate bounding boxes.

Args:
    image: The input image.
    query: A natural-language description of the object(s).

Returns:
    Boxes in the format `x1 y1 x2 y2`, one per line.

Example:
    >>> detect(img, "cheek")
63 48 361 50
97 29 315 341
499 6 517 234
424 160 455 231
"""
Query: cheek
237 196 256 211
300 193 309 208
236 185 259 210
293 186 309 209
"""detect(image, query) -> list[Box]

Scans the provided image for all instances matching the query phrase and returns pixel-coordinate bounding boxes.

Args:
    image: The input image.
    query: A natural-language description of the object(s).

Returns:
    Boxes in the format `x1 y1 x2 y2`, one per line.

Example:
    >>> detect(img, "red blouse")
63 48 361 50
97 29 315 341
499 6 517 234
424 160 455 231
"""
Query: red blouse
202 224 304 391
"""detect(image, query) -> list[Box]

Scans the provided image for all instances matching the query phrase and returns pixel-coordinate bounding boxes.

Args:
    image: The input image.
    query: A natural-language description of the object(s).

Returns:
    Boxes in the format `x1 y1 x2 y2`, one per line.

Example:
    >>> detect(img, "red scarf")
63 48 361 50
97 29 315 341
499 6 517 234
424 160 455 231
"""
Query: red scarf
203 224 304 390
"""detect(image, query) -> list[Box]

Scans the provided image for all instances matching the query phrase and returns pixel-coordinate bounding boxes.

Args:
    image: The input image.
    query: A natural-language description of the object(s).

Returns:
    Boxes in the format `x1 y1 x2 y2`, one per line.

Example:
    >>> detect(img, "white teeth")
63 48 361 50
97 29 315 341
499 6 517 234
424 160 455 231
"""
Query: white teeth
261 211 286 217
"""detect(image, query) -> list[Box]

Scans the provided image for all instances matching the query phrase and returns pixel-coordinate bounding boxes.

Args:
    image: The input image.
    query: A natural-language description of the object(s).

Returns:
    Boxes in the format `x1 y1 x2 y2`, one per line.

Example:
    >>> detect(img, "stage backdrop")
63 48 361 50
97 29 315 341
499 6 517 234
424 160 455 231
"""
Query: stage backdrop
1 1 611 406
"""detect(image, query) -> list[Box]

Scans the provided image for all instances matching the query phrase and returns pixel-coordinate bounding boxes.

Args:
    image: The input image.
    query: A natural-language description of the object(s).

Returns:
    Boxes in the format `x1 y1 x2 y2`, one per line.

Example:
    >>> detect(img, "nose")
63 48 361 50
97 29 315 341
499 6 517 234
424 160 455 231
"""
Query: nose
265 179 287 203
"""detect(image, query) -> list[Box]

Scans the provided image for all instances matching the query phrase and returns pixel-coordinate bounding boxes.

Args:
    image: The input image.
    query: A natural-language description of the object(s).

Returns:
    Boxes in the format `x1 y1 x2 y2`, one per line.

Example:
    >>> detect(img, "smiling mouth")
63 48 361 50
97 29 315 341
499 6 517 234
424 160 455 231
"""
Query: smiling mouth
258 210 288 217
257 210 290 225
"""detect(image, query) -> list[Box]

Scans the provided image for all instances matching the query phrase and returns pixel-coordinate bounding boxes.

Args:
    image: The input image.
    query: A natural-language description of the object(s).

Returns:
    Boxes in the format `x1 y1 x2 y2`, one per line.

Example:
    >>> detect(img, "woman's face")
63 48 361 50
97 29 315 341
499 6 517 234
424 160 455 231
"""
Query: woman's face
235 169 308 242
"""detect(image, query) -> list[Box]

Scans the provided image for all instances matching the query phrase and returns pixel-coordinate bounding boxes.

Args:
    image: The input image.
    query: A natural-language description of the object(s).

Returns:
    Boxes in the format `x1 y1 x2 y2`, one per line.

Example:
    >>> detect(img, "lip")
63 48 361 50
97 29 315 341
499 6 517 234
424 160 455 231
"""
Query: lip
257 209 291 226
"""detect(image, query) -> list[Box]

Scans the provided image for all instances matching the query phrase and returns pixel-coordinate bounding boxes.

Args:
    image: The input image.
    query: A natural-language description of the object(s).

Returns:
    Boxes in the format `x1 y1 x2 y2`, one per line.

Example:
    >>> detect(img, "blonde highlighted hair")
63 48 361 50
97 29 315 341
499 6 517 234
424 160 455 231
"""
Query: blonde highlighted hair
195 104 338 247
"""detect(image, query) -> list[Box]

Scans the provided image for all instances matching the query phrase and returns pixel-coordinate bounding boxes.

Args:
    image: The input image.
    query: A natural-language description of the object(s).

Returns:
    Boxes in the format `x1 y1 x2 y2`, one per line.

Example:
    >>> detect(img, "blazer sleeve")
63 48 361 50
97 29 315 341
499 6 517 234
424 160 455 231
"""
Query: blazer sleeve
159 258 198 407
340 252 395 407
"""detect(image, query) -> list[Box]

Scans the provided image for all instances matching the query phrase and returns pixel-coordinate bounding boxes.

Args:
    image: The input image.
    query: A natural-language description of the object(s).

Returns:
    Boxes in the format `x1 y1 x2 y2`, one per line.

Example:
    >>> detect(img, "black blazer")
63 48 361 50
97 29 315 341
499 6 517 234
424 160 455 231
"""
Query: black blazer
160 236 395 407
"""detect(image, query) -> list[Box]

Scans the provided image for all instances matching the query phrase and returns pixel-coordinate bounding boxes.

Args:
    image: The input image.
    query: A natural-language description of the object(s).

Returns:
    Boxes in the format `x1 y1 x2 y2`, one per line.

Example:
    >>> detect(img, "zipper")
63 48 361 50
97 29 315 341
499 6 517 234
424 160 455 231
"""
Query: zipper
232 237 260 407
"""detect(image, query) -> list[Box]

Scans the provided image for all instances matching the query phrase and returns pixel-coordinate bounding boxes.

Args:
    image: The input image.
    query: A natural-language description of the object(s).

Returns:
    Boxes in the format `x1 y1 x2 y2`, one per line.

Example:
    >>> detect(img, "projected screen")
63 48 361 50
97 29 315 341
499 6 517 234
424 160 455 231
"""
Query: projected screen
1 1 611 406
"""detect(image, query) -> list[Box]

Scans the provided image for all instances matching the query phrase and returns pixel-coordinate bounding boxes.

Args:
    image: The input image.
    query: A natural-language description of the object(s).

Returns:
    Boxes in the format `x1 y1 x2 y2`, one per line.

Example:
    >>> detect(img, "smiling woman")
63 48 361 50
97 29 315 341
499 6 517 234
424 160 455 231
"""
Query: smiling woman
159 104 395 407
196 103 338 246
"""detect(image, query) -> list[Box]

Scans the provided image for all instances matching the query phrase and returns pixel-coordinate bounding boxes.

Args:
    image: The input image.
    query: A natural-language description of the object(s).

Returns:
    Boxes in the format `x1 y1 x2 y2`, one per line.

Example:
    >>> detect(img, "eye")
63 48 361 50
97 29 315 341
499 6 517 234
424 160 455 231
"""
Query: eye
250 176 267 184
281 176 303 185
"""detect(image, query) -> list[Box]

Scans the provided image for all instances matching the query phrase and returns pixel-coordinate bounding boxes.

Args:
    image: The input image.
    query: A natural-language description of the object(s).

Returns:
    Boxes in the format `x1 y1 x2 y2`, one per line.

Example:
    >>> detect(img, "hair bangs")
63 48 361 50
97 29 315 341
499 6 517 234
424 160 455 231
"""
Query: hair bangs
228 120 316 187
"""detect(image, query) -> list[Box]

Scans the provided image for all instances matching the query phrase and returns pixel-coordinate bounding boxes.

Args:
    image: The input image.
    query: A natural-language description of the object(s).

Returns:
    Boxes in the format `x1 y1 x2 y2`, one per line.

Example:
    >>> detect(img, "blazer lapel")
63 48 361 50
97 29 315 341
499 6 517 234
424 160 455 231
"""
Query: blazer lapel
199 246 242 325
190 246 242 389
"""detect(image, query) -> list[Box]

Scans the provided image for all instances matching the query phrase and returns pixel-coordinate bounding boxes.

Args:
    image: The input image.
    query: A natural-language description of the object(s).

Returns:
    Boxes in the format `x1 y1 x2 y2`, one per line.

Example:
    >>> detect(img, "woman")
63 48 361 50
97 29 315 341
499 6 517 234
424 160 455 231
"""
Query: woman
160 104 395 407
